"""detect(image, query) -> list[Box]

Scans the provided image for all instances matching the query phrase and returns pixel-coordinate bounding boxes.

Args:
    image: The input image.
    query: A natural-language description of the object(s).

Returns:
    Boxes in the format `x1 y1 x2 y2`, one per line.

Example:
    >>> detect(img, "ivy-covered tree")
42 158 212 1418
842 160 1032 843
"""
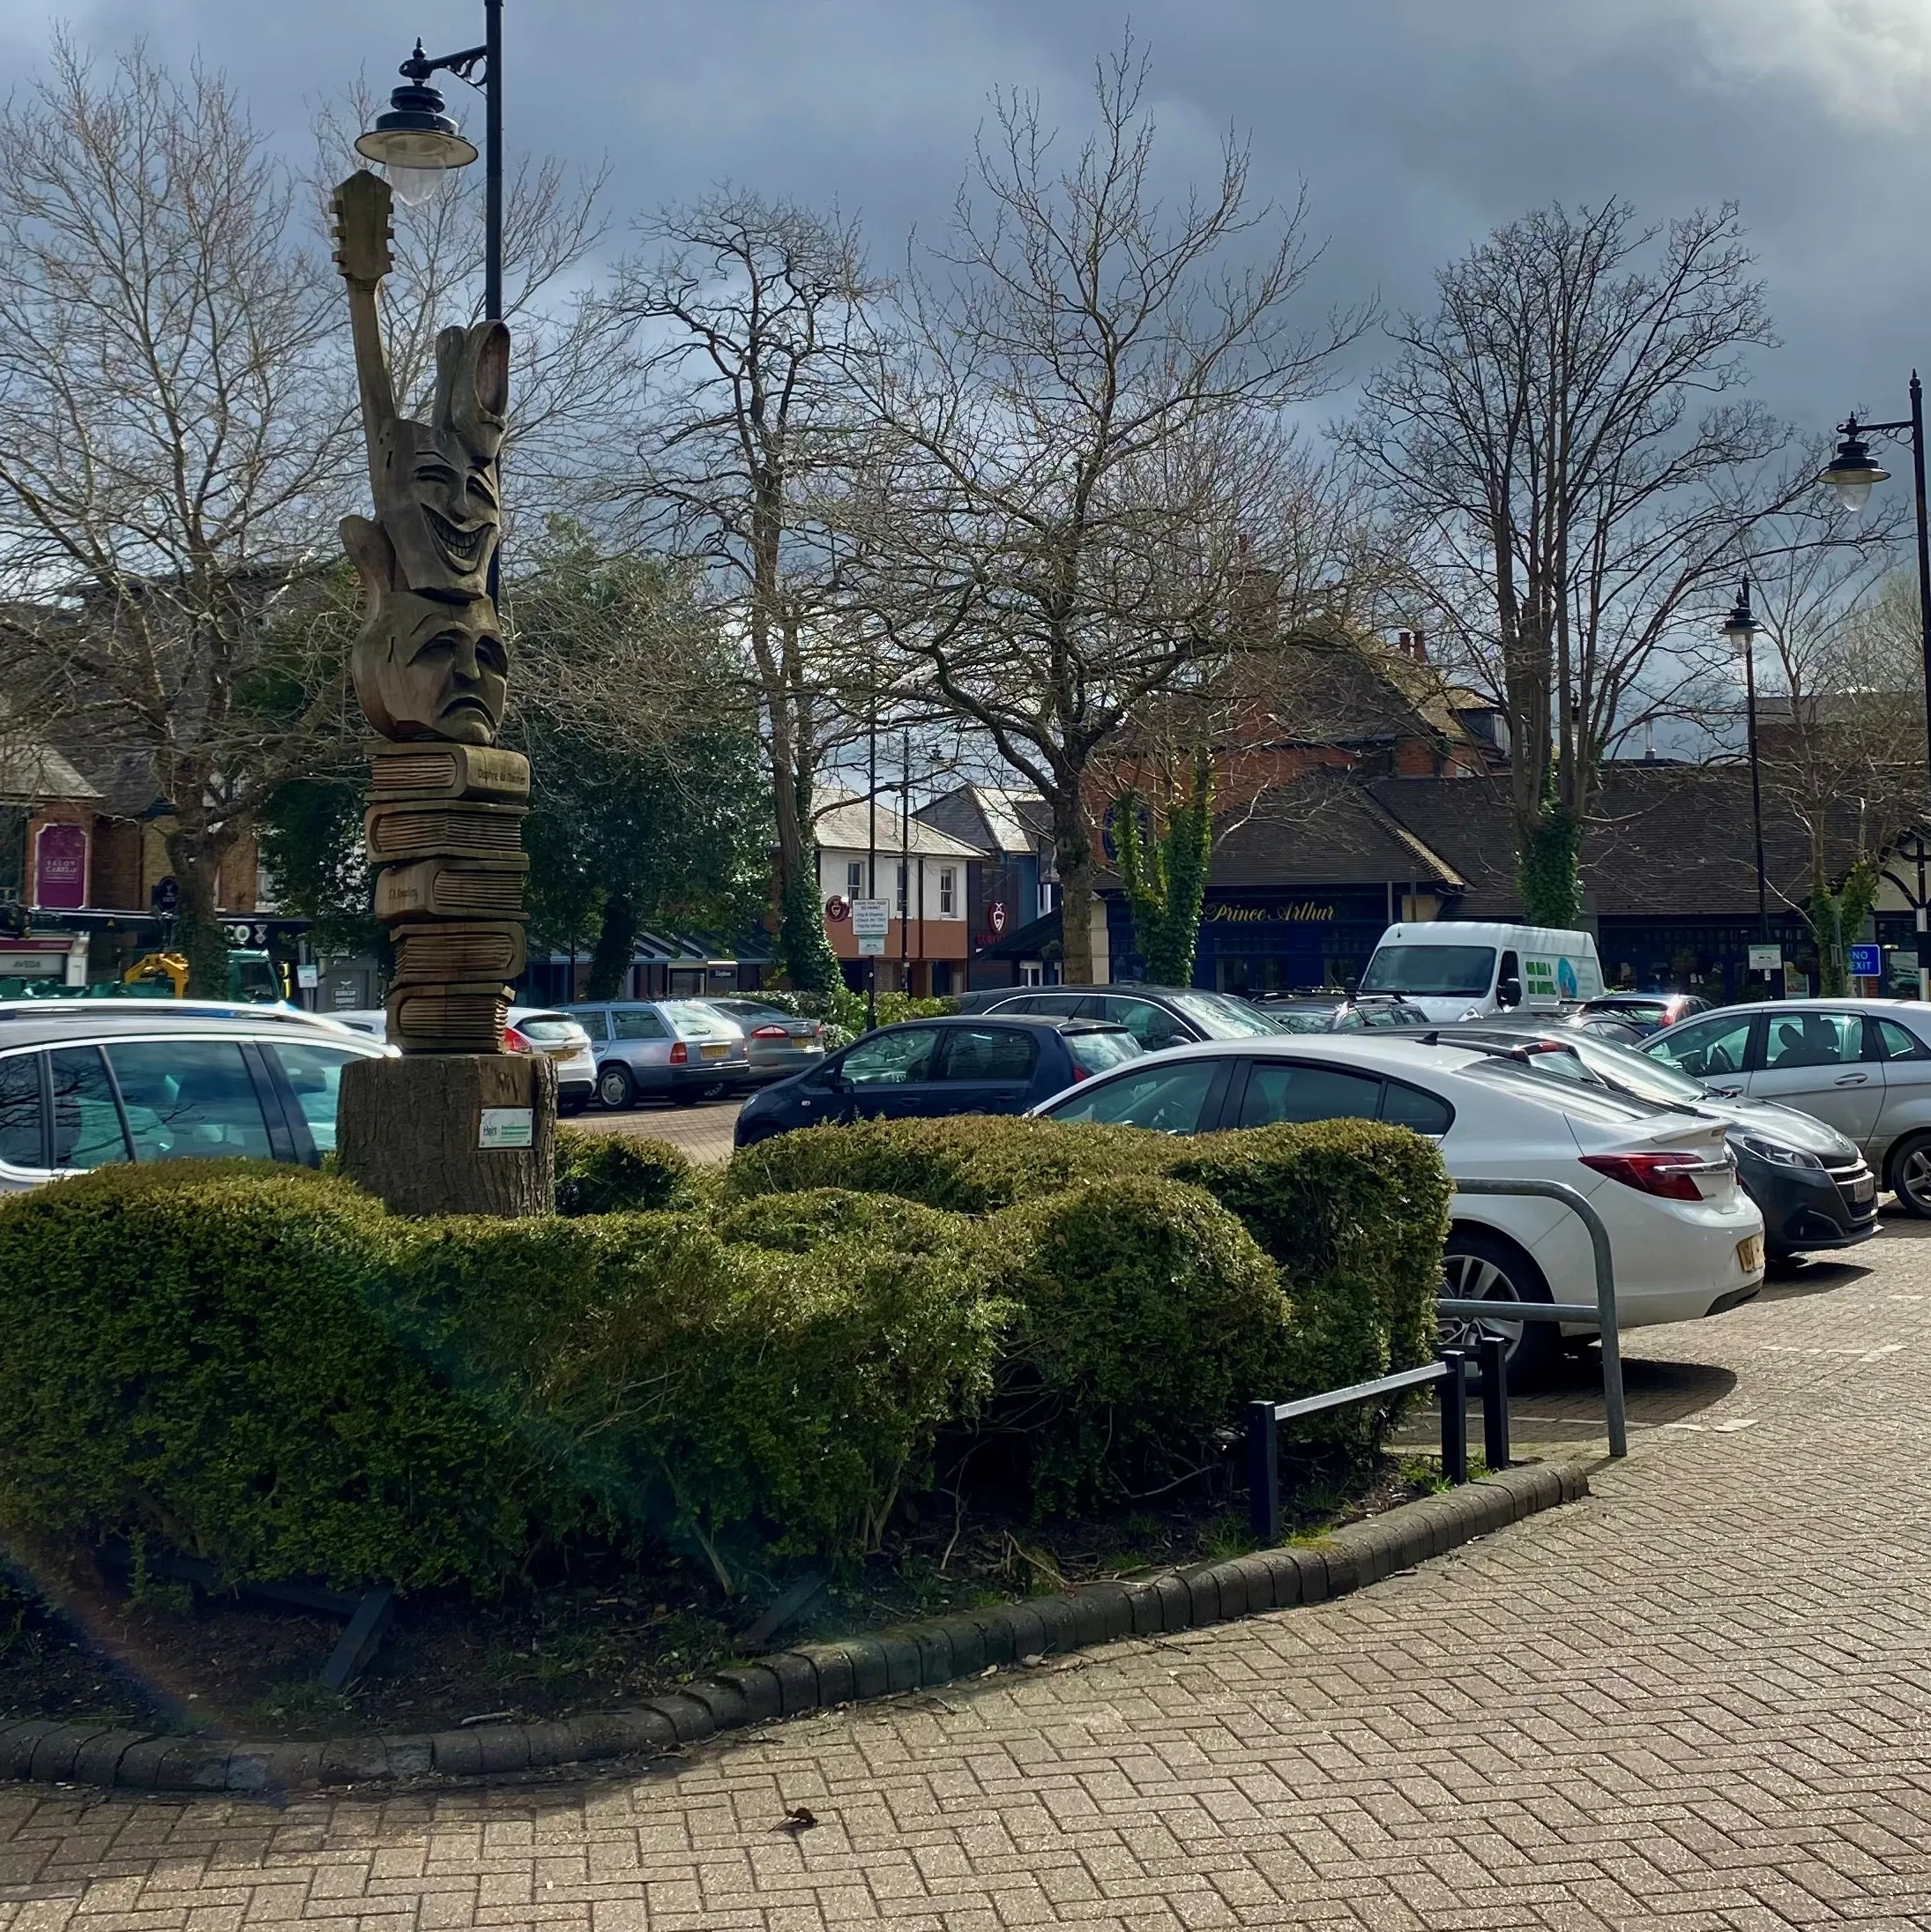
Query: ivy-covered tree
1112 749 1215 988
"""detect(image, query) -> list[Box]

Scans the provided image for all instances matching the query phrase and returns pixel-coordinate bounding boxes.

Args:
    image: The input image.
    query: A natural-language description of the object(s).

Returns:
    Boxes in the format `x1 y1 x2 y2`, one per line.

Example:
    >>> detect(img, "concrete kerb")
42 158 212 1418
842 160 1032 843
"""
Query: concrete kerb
5 1458 1587 1795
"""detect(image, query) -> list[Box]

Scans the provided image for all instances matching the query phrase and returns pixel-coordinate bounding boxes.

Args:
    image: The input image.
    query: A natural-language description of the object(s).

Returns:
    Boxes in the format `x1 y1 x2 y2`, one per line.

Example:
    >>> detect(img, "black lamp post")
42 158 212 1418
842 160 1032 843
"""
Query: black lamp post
355 2 503 321
1720 576 1775 994
1821 375 1931 996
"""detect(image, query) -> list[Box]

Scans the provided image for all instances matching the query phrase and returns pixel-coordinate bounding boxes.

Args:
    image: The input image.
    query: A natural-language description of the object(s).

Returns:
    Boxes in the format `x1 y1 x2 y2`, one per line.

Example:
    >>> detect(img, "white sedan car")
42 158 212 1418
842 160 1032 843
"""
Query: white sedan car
1032 1033 1766 1379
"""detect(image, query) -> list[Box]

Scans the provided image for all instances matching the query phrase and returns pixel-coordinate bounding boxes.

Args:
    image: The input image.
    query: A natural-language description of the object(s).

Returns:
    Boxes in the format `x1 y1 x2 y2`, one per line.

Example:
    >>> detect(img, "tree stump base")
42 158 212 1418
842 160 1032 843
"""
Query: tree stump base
338 1053 555 1218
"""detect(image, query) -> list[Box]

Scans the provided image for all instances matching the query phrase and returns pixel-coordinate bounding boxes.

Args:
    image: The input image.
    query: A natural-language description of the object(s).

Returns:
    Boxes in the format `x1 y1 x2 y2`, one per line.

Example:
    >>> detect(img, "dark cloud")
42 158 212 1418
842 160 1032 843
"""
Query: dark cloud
4 0 1929 433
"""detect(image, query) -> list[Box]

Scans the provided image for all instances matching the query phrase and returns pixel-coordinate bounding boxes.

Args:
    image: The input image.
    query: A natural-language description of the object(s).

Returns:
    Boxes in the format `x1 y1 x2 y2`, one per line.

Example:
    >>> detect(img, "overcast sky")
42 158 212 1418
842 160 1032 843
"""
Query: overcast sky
1 0 1928 443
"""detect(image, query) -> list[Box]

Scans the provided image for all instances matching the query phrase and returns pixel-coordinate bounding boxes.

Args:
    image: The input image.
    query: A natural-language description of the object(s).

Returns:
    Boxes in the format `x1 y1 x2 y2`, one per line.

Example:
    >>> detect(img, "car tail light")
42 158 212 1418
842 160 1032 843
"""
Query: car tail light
1579 1151 1722 1201
751 1025 789 1039
669 1041 688 1065
503 1024 533 1054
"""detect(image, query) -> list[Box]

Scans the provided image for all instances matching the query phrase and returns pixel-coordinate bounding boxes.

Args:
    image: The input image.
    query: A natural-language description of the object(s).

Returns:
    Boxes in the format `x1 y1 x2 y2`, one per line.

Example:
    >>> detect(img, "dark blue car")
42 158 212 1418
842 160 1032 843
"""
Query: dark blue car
732 1015 1142 1148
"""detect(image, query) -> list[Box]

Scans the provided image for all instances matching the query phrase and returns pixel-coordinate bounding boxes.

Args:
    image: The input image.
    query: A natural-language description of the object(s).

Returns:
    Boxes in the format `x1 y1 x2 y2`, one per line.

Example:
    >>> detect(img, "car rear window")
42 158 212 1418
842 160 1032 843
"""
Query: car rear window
1166 991 1282 1038
514 1014 580 1044
660 1001 729 1034
1065 1029 1142 1077
0 1052 41 1166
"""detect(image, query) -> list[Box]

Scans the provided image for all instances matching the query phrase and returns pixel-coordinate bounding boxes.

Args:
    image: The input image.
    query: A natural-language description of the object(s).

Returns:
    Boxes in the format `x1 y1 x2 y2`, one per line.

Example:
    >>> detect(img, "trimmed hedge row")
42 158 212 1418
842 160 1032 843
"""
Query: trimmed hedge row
0 1113 1448 1595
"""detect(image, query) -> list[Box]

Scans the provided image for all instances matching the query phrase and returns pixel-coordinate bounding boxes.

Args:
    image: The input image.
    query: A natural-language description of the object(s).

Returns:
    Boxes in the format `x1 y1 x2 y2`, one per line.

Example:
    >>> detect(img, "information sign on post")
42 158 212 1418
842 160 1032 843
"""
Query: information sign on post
852 898 890 958
1850 944 1882 979
1748 944 1783 973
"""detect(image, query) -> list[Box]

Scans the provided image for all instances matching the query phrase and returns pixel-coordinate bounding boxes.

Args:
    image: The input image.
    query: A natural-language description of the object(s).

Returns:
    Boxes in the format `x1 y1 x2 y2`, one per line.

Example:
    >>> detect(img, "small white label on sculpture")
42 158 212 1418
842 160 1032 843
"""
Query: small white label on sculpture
480 1108 534 1149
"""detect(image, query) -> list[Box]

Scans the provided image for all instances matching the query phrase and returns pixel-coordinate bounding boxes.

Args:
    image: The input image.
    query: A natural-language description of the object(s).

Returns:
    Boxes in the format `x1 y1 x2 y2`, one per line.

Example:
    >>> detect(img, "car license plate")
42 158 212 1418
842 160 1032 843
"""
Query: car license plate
1852 1175 1876 1203
701 1041 729 1060
1736 1234 1765 1274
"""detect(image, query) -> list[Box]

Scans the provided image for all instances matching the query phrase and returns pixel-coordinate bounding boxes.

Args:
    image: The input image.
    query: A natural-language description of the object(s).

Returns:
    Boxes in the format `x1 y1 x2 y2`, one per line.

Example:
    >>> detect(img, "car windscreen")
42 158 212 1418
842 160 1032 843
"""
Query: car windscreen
1554 1032 1706 1105
1360 944 1496 997
1165 990 1284 1037
1064 1029 1143 1076
512 1014 581 1043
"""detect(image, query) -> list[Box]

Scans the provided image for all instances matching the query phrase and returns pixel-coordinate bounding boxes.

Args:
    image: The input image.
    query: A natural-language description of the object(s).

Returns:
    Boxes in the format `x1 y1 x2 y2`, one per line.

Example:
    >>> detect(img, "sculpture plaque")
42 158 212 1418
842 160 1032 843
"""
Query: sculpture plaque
332 169 528 1055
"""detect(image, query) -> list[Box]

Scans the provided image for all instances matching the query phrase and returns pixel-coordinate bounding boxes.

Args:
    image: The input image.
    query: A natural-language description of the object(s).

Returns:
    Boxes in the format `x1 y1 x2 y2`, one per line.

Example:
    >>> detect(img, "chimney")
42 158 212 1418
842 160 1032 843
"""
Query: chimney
1397 630 1411 658
1412 628 1428 663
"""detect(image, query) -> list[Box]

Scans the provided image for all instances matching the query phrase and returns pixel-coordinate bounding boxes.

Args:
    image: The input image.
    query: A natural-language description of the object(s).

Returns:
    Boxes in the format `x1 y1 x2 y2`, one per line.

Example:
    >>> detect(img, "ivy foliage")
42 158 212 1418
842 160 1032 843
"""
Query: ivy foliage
1113 747 1216 985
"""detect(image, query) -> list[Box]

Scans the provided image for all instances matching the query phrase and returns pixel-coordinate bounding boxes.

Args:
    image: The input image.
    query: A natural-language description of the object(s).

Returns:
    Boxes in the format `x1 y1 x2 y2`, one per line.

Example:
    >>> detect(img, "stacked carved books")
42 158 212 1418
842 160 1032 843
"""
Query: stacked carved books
367 742 530 1052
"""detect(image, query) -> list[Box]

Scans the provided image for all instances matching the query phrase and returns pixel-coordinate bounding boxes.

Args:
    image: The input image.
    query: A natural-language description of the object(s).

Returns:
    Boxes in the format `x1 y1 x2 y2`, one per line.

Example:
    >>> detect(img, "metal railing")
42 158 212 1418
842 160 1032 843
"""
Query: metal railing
1440 1177 1626 1458
1244 1175 1629 1542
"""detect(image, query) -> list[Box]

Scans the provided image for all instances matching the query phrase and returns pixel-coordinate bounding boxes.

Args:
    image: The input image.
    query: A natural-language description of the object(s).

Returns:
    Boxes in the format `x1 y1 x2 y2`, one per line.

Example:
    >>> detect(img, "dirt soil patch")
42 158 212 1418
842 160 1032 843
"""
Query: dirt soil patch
0 1449 1442 1741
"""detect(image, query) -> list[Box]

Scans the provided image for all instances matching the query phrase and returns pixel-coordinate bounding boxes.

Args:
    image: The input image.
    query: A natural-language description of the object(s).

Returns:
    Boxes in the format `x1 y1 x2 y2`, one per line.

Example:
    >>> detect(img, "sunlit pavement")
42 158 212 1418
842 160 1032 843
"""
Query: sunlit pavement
564 1098 743 1167
4 1220 1931 1927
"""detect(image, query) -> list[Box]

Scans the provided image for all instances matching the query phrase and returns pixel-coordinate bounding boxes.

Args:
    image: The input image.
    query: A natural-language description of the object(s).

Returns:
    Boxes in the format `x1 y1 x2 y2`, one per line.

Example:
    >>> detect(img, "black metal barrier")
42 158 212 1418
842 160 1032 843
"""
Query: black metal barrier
1245 1334 1510 1541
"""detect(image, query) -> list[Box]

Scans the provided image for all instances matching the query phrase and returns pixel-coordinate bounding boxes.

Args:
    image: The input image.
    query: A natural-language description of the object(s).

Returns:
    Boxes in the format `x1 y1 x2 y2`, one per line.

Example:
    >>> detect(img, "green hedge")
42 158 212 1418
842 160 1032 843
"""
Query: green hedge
555 1126 694 1215
988 1176 1291 1510
0 1164 552 1593
724 1114 1449 1392
0 1113 1448 1593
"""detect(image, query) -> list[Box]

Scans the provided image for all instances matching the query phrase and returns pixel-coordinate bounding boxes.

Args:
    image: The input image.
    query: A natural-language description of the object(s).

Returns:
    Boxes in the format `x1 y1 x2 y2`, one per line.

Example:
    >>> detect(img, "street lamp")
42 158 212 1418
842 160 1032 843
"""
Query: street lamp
356 3 503 321
1820 374 1931 996
1721 576 1774 991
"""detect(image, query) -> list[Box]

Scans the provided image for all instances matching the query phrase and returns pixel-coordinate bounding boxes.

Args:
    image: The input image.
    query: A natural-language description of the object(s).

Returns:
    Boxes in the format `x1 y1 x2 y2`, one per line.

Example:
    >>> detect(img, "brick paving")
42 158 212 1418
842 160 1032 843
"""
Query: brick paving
4 1222 1931 1928
565 1099 742 1167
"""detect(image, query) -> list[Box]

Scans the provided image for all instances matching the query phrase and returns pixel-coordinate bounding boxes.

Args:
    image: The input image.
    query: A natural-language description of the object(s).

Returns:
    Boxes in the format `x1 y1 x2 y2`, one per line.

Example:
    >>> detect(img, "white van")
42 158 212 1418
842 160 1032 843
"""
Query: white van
1358 921 1604 1023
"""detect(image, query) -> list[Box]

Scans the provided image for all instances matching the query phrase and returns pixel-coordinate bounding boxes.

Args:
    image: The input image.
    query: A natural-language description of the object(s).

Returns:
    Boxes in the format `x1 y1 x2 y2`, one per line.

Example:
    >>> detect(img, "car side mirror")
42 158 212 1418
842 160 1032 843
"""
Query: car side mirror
1498 976 1523 1009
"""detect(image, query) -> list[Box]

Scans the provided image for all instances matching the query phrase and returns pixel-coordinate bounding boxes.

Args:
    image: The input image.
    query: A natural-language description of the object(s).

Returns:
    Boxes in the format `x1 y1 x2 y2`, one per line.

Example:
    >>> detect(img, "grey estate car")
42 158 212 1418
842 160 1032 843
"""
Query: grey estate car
564 999 753 1109
1644 998 1931 1213
695 998 827 1081
0 1003 389 1190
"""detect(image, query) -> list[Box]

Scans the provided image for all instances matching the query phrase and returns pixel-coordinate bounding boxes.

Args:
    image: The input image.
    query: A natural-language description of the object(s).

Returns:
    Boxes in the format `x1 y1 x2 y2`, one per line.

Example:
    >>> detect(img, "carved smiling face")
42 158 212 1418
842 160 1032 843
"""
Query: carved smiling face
371 321 510 600
352 590 508 744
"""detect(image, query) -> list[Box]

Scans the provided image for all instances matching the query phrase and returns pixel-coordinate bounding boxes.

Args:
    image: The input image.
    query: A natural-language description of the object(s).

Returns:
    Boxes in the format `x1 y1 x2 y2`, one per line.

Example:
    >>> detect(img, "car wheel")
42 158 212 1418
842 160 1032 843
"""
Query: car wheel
596 1063 635 1110
1440 1227 1558 1388
1890 1132 1931 1216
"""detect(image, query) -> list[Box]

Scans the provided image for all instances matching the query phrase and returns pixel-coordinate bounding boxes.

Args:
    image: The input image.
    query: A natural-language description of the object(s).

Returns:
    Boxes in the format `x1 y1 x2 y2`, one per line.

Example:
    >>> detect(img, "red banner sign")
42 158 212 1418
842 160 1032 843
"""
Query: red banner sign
34 823 86 910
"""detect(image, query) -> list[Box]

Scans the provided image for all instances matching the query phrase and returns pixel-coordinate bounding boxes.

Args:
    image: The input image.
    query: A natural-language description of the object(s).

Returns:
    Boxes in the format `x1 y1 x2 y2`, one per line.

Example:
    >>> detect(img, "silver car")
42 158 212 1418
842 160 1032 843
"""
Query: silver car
0 1005 390 1190
1645 997 1931 1212
695 998 827 1082
565 1000 752 1110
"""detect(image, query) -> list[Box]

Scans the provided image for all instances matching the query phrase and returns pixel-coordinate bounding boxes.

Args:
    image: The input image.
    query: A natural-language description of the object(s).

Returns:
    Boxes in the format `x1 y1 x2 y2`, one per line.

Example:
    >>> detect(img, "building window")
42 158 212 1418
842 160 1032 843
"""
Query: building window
939 867 956 915
1038 879 1058 919
846 861 863 898
895 862 907 914
0 808 24 901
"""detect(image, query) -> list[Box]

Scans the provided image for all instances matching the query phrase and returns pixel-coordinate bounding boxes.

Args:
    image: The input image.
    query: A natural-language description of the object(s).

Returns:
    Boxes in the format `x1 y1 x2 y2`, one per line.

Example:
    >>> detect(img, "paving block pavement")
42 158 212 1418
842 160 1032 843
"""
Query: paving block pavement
5 1223 1931 1927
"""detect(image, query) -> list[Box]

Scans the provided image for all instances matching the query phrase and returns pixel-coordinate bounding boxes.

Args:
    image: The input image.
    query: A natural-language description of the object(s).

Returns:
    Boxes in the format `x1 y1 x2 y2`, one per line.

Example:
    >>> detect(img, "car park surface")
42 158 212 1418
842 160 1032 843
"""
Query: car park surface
1645 997 1931 1212
0 1004 390 1189
955 981 1283 1049
1031 1031 1766 1377
734 1014 1142 1147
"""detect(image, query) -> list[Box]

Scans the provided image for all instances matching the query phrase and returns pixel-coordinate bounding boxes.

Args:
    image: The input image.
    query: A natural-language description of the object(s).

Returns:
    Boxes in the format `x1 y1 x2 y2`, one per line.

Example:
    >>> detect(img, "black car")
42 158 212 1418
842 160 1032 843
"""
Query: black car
1577 992 1711 1038
1431 1024 1876 1259
953 982 1284 1051
732 1015 1142 1148
1254 993 1433 1033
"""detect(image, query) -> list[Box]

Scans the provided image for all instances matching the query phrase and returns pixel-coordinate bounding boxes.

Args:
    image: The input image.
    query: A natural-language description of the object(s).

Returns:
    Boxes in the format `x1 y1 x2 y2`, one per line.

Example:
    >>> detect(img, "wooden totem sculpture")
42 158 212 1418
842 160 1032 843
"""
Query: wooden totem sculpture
333 169 529 1055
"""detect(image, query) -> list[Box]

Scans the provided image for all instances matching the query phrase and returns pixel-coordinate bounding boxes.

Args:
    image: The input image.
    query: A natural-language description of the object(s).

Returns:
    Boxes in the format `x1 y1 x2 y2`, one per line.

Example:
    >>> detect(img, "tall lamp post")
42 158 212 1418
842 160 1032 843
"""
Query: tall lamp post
355 2 503 321
1720 576 1778 997
1820 377 1931 998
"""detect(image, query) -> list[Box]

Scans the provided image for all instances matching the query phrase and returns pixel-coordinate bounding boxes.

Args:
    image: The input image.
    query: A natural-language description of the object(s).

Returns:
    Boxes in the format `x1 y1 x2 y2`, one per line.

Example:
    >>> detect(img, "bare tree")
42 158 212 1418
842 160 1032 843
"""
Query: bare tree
1738 525 1921 989
1349 199 1792 926
605 190 886 992
0 39 358 990
844 44 1366 981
